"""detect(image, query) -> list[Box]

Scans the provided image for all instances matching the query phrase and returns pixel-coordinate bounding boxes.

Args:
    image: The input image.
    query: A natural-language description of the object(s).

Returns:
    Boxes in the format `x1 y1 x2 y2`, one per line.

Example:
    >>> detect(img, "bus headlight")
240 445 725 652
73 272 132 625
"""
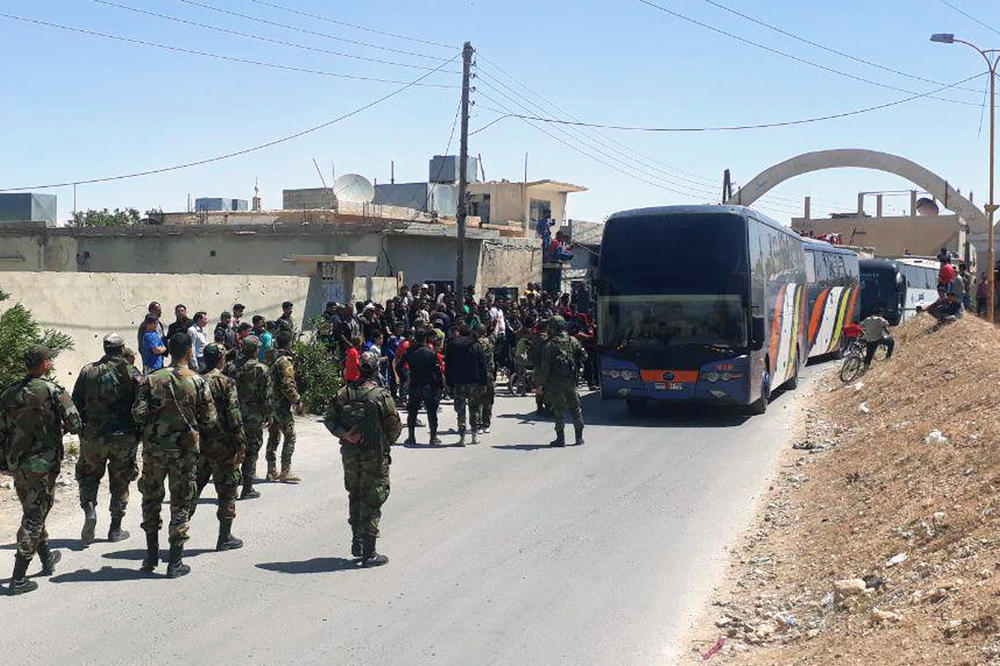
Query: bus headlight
704 371 720 383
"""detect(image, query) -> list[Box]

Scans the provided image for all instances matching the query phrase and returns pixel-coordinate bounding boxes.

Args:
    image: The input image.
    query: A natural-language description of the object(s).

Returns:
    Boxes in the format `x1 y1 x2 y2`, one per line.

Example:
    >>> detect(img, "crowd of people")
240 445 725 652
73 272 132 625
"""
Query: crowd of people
0 282 597 595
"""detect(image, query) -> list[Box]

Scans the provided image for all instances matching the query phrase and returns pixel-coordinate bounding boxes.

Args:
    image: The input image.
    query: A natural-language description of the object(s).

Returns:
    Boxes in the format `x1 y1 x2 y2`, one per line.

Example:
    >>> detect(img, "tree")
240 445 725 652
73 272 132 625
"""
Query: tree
71 208 142 228
0 289 74 388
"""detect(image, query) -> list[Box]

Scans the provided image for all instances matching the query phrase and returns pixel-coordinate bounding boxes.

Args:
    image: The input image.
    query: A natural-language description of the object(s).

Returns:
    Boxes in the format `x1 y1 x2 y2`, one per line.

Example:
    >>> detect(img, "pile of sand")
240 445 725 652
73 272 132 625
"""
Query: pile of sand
689 315 1000 665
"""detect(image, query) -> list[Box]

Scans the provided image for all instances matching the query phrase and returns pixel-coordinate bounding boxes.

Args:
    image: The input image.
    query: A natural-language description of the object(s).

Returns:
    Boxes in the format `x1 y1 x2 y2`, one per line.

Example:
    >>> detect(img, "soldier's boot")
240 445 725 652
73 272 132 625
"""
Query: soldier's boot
216 519 244 551
351 534 364 558
140 532 159 574
404 425 416 447
7 555 38 596
107 516 130 543
165 544 190 579
361 536 389 568
429 429 442 446
81 501 97 546
38 543 61 576
279 465 301 484
457 430 467 447
549 427 566 448
574 424 585 446
265 462 278 482
240 479 261 500
470 429 479 445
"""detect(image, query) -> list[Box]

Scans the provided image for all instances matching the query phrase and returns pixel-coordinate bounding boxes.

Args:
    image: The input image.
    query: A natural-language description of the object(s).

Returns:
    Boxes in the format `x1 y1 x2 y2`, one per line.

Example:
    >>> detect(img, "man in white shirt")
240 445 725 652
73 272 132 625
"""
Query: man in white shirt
187 311 209 371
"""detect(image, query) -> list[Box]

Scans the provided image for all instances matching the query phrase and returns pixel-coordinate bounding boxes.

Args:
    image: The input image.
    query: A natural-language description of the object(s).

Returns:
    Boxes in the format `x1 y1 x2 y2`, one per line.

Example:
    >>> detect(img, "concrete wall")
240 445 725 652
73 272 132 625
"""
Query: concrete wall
0 271 320 385
477 239 542 292
791 215 966 259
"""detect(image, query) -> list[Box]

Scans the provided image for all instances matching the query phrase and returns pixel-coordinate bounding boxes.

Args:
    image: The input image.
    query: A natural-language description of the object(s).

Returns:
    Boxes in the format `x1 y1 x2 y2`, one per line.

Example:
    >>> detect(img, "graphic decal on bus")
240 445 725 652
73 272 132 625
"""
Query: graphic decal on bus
807 286 859 356
768 283 804 384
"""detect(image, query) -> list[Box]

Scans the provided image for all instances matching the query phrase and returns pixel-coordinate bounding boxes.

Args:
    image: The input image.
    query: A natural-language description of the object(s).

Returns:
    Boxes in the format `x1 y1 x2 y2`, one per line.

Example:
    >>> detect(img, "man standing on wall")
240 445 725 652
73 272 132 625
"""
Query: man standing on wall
140 315 166 377
187 312 209 372
266 331 304 483
136 302 165 350
166 305 191 344
277 301 295 334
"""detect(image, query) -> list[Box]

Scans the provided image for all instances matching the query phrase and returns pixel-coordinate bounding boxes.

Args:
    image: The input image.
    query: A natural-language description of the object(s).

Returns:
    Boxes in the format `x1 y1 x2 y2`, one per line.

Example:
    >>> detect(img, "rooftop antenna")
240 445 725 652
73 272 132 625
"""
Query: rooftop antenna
313 157 334 209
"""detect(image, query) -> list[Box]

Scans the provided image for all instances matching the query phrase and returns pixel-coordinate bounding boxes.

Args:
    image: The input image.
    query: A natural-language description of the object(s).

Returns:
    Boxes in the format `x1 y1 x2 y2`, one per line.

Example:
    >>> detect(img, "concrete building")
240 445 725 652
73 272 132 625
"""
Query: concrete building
374 182 458 216
0 193 57 225
467 180 587 231
283 187 336 210
195 197 248 212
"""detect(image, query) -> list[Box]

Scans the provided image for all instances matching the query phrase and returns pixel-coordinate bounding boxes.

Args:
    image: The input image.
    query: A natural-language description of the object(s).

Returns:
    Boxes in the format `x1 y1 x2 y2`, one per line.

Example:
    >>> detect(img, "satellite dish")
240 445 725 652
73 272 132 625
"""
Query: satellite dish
333 173 375 203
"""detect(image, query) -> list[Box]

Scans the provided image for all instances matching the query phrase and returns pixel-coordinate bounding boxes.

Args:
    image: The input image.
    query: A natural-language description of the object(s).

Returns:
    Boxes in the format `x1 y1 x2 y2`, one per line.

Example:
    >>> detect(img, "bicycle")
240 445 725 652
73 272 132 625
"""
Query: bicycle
839 338 866 383
508 364 533 397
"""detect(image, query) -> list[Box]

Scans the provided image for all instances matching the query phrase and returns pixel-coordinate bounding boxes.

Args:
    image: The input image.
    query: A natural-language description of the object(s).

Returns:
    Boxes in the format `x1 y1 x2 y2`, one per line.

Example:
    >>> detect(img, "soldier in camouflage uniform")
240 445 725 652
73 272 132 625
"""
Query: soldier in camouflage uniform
535 316 587 447
72 332 142 546
324 351 401 567
234 335 271 499
132 332 218 579
445 324 489 446
0 345 81 595
473 325 497 435
190 344 246 551
266 331 304 483
526 328 552 416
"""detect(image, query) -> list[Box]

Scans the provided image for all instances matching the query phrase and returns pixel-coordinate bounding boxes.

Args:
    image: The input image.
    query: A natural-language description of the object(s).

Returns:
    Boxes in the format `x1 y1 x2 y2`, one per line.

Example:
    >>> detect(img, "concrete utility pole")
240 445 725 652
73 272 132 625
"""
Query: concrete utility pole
456 41 474 295
931 33 1000 321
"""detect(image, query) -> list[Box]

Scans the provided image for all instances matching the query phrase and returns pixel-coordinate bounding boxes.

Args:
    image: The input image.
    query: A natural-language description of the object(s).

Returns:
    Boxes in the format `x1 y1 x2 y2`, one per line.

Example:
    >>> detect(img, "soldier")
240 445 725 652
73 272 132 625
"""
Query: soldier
0 345 81 595
535 316 587 447
266 330 304 483
444 323 488 446
234 335 271 499
72 332 142 546
324 351 401 567
133 332 218 578
473 324 497 435
189 344 246 551
526 327 552 416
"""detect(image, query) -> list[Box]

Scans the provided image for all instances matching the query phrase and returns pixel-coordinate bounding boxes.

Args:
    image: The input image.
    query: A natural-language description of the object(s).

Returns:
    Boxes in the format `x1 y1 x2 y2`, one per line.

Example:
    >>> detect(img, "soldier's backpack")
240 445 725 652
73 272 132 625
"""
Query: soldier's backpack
340 385 382 451
549 342 576 383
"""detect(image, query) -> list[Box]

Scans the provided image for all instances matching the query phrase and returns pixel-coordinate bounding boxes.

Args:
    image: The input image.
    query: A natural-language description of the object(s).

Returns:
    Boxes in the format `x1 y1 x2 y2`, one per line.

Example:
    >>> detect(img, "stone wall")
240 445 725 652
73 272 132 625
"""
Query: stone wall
478 239 542 291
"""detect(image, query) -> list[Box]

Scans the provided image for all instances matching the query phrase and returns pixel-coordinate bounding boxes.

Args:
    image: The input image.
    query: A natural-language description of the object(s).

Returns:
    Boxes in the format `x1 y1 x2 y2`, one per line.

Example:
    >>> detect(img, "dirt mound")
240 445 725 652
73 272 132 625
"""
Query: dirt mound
689 315 1000 665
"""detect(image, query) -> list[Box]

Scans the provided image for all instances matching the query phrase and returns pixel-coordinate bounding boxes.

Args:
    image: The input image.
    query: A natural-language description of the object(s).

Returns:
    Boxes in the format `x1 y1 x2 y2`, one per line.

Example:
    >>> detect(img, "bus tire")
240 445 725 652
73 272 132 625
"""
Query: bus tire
748 369 770 415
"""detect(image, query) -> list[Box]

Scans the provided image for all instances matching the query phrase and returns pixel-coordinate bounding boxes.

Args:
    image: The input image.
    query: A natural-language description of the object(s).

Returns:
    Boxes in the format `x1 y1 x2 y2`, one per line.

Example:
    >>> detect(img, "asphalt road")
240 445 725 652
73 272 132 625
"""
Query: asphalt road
0 371 810 665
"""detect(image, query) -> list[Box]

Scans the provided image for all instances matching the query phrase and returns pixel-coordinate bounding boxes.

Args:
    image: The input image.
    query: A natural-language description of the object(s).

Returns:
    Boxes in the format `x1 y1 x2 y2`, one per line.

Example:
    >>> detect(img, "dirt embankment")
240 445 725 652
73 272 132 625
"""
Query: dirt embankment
688 315 1000 665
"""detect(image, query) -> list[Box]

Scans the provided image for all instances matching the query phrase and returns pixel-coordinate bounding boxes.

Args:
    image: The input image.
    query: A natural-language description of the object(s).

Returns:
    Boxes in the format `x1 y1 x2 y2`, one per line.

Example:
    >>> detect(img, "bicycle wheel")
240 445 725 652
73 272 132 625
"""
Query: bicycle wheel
840 356 862 383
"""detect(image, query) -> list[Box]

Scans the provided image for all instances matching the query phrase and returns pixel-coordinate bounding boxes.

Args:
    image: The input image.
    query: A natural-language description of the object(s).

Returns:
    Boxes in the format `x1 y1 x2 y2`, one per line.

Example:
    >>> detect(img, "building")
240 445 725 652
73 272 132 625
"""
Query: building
283 188 336 210
0 193 57 226
195 197 248 212
467 180 588 231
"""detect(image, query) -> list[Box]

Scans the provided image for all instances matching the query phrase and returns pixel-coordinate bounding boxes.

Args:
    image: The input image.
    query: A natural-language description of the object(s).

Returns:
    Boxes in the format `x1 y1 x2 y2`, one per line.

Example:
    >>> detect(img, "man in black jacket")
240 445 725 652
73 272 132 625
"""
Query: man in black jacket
402 330 443 446
445 324 488 446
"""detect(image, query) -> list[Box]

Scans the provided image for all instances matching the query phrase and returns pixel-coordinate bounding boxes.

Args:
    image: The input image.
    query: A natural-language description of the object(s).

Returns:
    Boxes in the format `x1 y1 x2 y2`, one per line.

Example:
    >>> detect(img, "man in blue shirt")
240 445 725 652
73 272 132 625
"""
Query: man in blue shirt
139 315 166 375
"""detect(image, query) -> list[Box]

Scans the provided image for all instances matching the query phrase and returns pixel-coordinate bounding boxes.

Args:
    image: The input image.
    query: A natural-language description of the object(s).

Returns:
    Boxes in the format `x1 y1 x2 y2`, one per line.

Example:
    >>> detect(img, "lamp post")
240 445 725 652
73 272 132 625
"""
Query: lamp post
931 33 1000 321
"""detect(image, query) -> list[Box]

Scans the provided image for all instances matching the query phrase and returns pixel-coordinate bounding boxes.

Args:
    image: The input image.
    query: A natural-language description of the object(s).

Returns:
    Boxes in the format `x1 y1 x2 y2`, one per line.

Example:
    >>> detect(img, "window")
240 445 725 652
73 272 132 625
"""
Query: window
470 193 491 224
529 198 551 222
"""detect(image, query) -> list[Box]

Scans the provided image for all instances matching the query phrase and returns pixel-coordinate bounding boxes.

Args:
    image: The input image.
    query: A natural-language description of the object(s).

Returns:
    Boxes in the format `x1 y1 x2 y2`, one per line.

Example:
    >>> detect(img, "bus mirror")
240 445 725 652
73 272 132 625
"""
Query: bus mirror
751 316 766 349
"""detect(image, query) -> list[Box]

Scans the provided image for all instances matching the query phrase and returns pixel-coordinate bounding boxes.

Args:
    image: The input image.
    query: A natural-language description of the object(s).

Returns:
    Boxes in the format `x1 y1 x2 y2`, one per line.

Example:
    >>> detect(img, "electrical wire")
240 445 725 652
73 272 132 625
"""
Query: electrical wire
635 0 983 106
0 53 461 192
172 0 443 61
93 0 460 73
246 0 456 50
0 12 457 88
699 0 984 93
937 0 1000 38
470 72 984 133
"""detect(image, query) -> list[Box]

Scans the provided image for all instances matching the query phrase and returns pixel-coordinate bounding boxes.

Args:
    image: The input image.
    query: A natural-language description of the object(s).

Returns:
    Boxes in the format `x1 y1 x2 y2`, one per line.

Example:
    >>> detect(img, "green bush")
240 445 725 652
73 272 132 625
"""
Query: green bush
0 289 74 388
292 330 343 415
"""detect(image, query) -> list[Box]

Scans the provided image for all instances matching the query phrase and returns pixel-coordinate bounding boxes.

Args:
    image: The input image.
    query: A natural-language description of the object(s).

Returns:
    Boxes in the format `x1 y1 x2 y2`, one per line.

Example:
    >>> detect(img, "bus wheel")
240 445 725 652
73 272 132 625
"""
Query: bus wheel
748 371 770 415
787 350 800 390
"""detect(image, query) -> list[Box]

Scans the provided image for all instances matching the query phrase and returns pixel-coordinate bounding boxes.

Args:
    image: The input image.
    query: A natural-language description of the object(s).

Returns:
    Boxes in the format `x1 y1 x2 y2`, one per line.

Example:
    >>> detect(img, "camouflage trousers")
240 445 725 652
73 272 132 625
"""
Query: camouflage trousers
191 455 240 522
266 411 295 467
452 383 488 434
544 384 584 431
241 416 265 484
341 450 390 539
12 468 58 560
75 432 138 518
139 448 197 547
482 381 495 429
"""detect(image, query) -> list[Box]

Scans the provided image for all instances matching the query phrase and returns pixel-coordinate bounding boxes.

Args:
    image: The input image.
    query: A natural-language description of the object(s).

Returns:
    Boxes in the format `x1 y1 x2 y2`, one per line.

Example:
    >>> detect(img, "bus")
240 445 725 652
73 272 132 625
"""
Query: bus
803 240 860 360
597 205 807 415
859 257 939 325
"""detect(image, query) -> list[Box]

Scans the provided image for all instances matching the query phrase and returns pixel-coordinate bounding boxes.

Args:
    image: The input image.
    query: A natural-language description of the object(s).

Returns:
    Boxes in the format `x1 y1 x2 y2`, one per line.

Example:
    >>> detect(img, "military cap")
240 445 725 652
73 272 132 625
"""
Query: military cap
359 350 380 376
103 332 125 348
203 343 225 368
221 311 232 319
242 335 261 350
23 344 54 369
549 315 566 328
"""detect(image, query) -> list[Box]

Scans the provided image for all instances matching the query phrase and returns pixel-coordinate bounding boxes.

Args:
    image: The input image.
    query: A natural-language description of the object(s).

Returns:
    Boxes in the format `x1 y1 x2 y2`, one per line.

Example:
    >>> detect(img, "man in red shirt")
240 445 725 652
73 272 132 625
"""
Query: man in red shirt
938 256 956 295
344 337 362 382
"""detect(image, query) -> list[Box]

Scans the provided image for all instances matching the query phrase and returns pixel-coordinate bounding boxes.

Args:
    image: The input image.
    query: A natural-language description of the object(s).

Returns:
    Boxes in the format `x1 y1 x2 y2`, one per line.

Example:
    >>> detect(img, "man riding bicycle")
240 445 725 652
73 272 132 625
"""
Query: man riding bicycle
860 309 894 369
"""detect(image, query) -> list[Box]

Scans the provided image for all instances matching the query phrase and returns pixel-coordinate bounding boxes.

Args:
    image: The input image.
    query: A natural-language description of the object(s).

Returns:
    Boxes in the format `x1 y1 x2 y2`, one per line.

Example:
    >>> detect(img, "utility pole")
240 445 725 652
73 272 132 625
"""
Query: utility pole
456 41 474 295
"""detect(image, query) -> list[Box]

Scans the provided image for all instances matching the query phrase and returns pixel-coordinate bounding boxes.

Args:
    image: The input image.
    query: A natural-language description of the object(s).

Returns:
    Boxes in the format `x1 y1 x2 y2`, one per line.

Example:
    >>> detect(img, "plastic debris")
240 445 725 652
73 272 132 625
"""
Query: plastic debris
924 430 948 445
702 637 725 661
885 552 908 567
858 402 871 414
854 381 865 391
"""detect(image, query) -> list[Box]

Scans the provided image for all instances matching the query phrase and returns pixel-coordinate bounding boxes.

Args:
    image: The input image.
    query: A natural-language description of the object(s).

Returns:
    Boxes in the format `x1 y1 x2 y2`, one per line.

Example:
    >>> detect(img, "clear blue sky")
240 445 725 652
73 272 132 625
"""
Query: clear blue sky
1 0 997 224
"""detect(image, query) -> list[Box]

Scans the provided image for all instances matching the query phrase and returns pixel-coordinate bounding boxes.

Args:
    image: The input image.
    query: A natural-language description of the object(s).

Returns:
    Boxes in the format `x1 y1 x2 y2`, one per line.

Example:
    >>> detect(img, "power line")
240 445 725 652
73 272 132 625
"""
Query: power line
0 13 456 88
246 0 456 50
412 101 462 221
0 53 461 191
635 0 983 106
93 0 460 73
699 0 984 93
937 0 1000 38
470 72 984 132
172 0 443 61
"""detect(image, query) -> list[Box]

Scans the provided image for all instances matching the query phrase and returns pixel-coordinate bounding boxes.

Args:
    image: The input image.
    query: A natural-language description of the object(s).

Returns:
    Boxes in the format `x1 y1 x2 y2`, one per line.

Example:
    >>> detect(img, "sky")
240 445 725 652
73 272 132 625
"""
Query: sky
1 0 998 225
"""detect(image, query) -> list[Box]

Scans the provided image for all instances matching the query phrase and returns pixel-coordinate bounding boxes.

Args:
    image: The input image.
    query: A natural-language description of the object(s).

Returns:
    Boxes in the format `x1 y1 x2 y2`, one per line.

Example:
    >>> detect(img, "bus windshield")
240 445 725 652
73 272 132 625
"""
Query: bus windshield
860 268 899 318
599 294 747 350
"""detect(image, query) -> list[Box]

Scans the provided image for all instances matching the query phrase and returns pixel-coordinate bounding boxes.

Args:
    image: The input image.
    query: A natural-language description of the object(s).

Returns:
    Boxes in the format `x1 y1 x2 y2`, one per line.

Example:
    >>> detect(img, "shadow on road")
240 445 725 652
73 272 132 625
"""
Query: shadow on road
576 393 755 428
492 443 582 451
50 566 148 583
399 440 466 450
0 538 87 552
103 547 215 561
256 557 359 574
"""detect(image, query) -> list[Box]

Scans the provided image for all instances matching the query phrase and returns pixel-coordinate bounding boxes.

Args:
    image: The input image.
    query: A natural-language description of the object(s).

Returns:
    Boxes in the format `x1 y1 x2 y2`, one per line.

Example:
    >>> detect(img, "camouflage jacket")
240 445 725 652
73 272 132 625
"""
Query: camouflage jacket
235 358 272 423
269 350 300 414
132 364 217 453
527 331 547 367
536 332 587 389
479 334 497 381
0 376 81 473
72 355 142 438
324 379 401 458
200 369 246 460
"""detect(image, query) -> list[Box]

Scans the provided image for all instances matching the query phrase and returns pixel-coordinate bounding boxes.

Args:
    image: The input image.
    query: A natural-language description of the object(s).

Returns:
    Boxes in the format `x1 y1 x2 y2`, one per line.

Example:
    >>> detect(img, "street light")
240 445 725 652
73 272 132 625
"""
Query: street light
931 33 1000 321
